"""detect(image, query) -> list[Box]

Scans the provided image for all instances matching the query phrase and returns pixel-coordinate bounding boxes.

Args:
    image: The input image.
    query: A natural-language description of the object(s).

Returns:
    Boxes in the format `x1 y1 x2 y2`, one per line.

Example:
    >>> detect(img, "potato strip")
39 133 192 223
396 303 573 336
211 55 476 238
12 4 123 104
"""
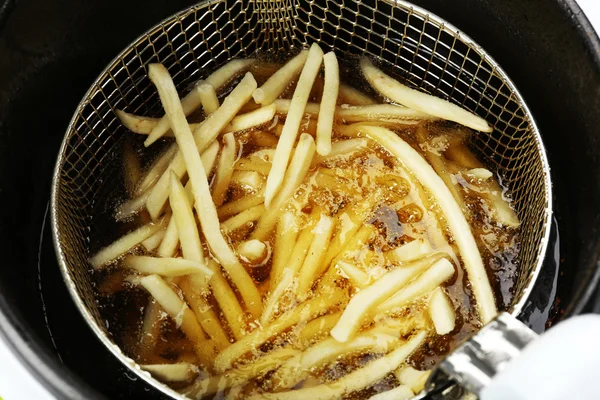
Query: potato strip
248 331 427 400
197 83 220 114
169 171 205 263
123 255 212 277
141 363 197 382
253 50 309 105
264 43 324 207
217 194 265 220
179 276 230 350
138 274 213 366
330 256 437 342
89 219 165 269
141 228 166 252
271 329 401 390
136 144 178 195
368 385 414 400
338 83 376 105
378 258 455 312
157 217 179 257
213 289 346 373
207 262 248 341
146 72 257 219
251 133 316 240
220 204 266 234
144 58 255 146
269 211 298 289
212 133 237 206
148 64 262 318
296 311 342 347
428 288 456 335
360 58 492 132
316 52 339 155
343 124 497 323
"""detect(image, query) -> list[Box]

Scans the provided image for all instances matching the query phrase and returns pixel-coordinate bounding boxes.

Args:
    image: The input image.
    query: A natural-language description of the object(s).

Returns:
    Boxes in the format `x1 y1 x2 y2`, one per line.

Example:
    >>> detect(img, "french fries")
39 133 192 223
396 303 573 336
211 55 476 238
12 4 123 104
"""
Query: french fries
264 43 324 207
220 204 266 234
213 289 346 372
316 52 339 155
368 385 414 400
295 311 342 347
144 58 255 146
212 133 237 206
207 261 248 341
148 64 262 318
157 217 179 257
338 83 376 106
145 72 257 219
394 366 431 394
237 240 267 263
138 274 213 366
247 331 427 400
428 288 456 335
330 255 438 342
384 239 432 264
197 83 220 114
123 255 212 277
269 211 298 289
169 171 205 263
141 228 166 252
251 133 316 240
89 219 165 269
217 194 265 220
141 363 198 382
253 50 309 105
340 124 497 324
377 258 455 312
360 58 492 132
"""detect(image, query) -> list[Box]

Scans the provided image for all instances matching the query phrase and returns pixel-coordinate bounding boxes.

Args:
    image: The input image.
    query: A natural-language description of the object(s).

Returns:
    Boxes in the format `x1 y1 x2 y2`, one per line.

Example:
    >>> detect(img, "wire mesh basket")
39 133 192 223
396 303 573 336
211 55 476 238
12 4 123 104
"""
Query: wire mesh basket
51 0 552 398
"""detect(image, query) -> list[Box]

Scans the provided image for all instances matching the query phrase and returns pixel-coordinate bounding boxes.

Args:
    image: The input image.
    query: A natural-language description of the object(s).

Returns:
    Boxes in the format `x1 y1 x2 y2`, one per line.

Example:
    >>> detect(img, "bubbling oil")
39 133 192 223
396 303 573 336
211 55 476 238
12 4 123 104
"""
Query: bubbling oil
89 55 520 399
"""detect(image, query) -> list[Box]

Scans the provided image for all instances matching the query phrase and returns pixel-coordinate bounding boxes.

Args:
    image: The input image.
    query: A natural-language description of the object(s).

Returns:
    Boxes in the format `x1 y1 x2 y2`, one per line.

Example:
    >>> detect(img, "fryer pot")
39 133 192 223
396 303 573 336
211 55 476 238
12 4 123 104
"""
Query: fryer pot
0 0 599 399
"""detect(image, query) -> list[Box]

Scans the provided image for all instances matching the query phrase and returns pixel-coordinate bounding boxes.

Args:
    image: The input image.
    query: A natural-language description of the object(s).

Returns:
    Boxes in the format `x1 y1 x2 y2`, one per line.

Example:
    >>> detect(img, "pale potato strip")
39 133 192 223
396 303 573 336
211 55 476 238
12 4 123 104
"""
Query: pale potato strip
249 331 427 400
360 58 492 132
224 104 277 132
321 210 361 268
116 109 159 134
336 260 370 289
253 50 309 105
261 267 294 325
231 170 264 192
141 363 197 382
136 144 178 195
179 276 230 350
316 52 339 156
330 256 438 343
271 330 401 390
264 43 324 207
394 366 430 394
384 239 432 264
220 204 266 234
138 274 212 365
148 64 262 317
144 59 255 146
338 83 376 105
157 217 179 257
368 385 414 400
250 133 316 240
89 220 164 269
296 215 336 299
212 133 237 206
197 83 220 114
296 311 342 347
346 124 496 323
217 194 265 220
269 211 298 288
115 190 150 221
336 104 432 122
169 171 205 263
214 289 346 373
123 255 212 277
138 299 162 359
274 99 320 116
313 138 369 164
378 258 455 312
146 72 257 219
428 288 456 335
208 261 247 341
142 228 166 252
184 347 299 399
234 157 272 175
329 223 376 269
237 240 267 263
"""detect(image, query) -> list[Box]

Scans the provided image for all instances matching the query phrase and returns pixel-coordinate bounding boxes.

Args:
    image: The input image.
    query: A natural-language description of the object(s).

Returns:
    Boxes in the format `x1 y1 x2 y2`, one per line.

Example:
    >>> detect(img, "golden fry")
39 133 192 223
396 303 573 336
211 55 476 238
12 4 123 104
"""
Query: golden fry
316 52 339 156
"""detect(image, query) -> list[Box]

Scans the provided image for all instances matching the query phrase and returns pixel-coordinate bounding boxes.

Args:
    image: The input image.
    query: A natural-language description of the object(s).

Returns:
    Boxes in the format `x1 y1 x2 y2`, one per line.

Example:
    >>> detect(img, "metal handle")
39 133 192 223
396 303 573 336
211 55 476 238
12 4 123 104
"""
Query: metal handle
425 312 538 397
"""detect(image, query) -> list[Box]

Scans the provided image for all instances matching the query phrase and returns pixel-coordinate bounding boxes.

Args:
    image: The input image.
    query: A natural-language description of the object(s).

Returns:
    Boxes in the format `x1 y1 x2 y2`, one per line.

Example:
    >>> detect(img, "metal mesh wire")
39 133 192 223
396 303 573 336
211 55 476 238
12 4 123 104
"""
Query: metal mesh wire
51 0 551 397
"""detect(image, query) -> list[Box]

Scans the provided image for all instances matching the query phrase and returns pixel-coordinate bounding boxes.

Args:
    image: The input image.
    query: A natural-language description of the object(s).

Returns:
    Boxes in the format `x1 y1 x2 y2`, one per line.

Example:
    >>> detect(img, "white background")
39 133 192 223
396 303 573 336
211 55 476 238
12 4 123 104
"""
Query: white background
0 1 598 399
